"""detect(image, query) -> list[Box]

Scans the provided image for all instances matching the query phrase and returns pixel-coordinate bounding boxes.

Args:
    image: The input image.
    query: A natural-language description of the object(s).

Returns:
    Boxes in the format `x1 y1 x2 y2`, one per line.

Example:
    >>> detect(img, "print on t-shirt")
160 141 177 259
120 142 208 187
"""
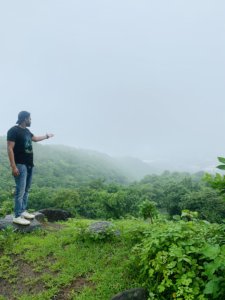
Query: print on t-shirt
24 134 33 154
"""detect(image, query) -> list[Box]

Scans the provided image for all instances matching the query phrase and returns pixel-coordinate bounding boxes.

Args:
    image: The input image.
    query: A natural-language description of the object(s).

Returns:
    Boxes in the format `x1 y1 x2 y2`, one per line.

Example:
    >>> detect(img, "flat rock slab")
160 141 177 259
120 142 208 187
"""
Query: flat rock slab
111 288 148 300
38 209 72 222
0 215 41 233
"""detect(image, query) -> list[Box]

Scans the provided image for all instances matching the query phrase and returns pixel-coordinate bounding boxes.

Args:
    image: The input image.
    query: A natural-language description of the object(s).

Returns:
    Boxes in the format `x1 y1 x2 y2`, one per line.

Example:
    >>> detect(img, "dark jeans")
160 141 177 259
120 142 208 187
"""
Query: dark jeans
14 164 33 217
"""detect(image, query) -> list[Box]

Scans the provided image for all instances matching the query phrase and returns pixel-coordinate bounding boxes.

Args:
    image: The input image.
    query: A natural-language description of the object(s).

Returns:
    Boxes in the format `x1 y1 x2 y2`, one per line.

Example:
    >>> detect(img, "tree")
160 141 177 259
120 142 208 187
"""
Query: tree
139 200 158 223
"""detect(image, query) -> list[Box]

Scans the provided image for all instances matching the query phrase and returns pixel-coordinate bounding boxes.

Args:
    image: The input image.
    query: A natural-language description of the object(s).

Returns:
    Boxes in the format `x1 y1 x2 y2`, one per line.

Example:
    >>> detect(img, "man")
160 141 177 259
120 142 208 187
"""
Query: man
7 111 54 225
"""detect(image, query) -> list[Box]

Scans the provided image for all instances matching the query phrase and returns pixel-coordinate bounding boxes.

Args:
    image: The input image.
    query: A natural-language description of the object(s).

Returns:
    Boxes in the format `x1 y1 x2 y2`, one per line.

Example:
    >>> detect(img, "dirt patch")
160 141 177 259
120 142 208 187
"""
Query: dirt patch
0 279 14 299
0 258 45 299
53 276 95 300
0 255 57 300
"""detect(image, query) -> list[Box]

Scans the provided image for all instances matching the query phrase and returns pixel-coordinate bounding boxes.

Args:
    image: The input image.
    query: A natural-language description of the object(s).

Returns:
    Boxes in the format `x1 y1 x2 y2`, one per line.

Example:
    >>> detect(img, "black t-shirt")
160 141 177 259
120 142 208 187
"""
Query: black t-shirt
7 126 34 166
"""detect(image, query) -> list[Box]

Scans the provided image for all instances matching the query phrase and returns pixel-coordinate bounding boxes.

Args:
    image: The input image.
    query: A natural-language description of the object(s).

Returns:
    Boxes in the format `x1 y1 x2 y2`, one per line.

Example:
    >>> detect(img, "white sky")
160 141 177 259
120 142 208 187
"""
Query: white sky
0 0 225 165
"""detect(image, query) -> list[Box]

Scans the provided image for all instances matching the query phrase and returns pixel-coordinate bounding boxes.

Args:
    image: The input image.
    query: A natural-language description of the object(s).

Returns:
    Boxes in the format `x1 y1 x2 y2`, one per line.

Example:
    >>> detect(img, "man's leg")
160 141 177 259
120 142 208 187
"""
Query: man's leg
14 164 27 218
22 165 33 212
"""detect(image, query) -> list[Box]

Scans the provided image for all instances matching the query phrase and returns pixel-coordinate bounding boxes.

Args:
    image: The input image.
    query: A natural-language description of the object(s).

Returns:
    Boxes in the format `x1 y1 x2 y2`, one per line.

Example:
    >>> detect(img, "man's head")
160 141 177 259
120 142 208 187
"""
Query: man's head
16 111 31 127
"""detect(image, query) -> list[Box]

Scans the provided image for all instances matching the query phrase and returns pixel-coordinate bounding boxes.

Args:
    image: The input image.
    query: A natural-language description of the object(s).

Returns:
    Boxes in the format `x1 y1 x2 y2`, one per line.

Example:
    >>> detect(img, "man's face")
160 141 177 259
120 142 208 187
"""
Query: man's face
25 116 31 127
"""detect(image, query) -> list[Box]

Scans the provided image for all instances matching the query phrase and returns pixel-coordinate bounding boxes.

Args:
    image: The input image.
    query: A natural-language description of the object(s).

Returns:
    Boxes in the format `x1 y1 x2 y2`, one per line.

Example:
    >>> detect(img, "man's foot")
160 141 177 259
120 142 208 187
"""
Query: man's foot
21 211 35 220
13 216 30 225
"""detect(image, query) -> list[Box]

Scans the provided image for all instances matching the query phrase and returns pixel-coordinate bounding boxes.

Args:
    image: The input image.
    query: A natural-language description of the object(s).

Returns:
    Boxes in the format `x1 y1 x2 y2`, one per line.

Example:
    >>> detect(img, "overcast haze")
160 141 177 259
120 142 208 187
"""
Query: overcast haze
1 1 225 170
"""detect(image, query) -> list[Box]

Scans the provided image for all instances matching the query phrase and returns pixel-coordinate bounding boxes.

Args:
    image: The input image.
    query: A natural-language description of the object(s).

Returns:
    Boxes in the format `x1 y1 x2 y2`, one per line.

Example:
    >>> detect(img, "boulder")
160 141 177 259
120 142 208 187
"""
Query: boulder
33 212 45 222
111 288 148 300
88 221 120 236
0 215 41 233
38 209 72 222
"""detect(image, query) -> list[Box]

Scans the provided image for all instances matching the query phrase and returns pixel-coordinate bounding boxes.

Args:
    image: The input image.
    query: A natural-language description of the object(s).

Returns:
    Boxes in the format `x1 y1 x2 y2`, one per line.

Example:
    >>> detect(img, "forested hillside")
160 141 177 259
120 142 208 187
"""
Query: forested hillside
0 137 156 191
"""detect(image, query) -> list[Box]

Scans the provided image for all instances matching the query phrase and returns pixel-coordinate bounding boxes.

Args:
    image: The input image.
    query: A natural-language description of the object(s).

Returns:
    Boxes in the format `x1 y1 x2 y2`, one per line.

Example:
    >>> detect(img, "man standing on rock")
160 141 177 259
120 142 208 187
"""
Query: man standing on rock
7 111 54 225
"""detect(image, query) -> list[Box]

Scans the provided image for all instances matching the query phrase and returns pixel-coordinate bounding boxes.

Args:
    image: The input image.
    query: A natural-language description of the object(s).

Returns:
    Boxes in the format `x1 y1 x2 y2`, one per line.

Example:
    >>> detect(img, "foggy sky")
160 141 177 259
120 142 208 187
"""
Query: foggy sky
0 0 225 166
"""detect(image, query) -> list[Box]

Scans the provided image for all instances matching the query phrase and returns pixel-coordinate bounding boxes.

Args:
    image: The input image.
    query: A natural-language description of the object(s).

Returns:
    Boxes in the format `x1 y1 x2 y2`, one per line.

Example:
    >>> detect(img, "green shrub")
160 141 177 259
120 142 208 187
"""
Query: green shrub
139 200 158 223
130 220 225 300
0 200 14 217
0 227 17 252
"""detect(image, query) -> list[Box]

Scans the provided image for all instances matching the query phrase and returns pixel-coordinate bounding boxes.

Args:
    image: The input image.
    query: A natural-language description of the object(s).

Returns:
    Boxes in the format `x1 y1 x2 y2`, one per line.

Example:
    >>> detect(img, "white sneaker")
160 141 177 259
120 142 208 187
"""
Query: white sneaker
21 211 35 220
13 216 30 225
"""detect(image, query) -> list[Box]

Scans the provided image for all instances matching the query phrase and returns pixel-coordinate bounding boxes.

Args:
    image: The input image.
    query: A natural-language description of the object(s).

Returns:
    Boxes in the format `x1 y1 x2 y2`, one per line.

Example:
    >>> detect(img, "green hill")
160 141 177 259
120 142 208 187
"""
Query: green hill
0 137 127 190
0 137 155 191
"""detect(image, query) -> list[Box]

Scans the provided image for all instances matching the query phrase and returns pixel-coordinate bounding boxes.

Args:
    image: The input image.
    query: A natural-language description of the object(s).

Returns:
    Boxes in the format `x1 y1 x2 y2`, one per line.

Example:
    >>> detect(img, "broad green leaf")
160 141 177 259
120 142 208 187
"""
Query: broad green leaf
158 284 165 293
216 165 225 170
204 263 218 277
219 245 225 257
218 157 225 164
204 279 220 295
201 245 220 260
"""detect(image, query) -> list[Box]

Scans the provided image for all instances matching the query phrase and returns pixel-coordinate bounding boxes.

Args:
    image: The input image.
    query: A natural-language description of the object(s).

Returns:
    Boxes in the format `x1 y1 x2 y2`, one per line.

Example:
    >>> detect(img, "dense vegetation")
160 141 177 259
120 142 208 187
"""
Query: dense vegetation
2 136 225 223
131 217 225 300
1 136 225 299
1 170 225 223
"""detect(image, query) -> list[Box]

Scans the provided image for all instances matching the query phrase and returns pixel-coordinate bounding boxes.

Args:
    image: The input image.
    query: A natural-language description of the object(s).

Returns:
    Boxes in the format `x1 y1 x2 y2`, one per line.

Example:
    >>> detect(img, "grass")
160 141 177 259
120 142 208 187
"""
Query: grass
0 218 150 300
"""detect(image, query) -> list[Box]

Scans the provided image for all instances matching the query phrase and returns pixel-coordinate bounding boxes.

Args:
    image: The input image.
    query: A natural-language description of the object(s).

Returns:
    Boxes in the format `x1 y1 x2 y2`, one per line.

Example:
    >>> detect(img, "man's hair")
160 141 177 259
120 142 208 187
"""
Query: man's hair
16 111 30 124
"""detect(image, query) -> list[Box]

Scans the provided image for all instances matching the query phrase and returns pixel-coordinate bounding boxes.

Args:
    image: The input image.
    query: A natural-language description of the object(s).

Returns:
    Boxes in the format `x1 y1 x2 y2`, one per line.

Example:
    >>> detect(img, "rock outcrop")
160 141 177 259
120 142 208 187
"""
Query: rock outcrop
0 214 41 233
38 209 72 222
111 288 148 300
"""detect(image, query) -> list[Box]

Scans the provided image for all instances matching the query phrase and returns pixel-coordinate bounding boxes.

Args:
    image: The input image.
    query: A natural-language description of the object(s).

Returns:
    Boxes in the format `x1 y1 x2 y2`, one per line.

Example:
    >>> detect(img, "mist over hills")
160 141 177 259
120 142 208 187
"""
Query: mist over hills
0 136 217 191
142 157 218 174
0 137 152 189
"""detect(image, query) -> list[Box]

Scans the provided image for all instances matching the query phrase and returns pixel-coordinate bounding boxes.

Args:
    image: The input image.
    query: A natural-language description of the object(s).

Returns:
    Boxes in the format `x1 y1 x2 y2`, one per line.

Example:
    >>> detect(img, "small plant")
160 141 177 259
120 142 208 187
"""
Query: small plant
204 157 225 193
181 209 199 221
139 200 158 223
0 226 16 252
0 200 14 217
216 156 225 170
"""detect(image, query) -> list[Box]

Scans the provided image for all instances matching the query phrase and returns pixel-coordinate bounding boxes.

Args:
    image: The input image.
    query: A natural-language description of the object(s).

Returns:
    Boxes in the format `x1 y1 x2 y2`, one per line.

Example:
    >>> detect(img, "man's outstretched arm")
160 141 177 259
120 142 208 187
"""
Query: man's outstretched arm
32 133 54 142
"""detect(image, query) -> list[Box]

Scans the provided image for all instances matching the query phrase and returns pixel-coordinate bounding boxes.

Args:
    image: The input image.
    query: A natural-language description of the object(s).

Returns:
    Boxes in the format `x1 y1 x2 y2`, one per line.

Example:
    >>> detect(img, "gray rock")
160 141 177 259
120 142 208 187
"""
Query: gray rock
33 212 45 222
89 221 120 236
111 288 148 300
0 215 41 233
39 209 72 222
